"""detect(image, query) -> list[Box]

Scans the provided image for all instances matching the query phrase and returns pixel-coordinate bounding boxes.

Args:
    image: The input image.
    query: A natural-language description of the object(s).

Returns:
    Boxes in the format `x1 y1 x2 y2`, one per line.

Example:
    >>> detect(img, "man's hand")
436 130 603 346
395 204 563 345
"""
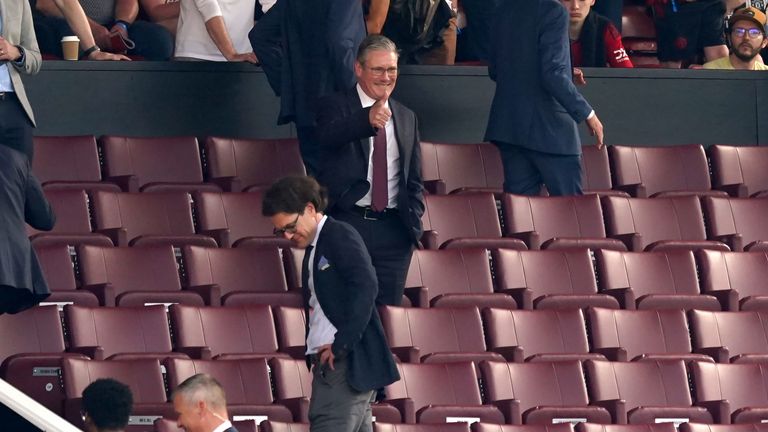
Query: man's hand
369 98 391 129
110 23 129 39
587 114 604 149
318 344 335 370
573 68 587 86
89 50 131 60
91 24 112 49
0 37 21 62
227 52 259 64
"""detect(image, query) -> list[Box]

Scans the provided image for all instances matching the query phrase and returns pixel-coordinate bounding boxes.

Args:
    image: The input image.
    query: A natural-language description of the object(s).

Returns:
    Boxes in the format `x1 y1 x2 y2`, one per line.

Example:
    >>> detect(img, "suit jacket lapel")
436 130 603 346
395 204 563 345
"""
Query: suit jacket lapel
391 101 412 180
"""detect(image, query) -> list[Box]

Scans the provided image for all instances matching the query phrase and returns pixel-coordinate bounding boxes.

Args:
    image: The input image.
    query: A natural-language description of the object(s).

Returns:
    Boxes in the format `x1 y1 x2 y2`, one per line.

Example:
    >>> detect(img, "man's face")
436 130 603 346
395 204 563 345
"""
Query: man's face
561 0 596 25
354 49 399 101
173 394 203 432
270 204 318 249
730 20 768 61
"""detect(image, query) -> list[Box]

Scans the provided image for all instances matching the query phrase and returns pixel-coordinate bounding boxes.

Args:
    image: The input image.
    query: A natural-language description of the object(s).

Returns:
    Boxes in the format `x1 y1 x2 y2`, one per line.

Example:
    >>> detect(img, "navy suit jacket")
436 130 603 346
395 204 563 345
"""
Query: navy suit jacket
302 217 400 392
314 87 425 244
484 0 593 155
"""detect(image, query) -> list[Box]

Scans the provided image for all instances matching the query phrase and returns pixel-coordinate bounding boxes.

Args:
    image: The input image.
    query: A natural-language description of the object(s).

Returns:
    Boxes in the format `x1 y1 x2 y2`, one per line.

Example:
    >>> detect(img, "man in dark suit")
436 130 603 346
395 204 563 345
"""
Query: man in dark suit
263 176 400 432
171 374 239 432
314 34 425 306
249 0 366 176
485 0 604 196
0 143 54 315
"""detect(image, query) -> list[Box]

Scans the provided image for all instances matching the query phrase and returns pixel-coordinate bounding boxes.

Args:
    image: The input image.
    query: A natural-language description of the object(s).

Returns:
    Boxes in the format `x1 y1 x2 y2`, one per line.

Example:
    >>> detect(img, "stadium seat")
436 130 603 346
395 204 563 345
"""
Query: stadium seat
258 422 310 432
99 135 220 193
621 5 659 67
587 307 713 362
482 308 604 362
34 244 100 306
689 310 768 363
32 135 120 192
576 424 677 432
169 304 285 360
181 246 301 307
204 137 305 192
697 249 768 311
608 145 725 198
273 306 307 359
420 193 527 250
28 189 114 248
702 196 768 252
480 360 612 424
77 245 205 306
375 424 472 432
690 361 768 423
193 191 291 248
601 195 729 252
709 145 768 197
419 141 503 195
594 249 723 310
679 424 768 432
405 249 517 309
493 248 619 310
165 358 294 422
581 145 629 197
383 361 505 424
90 191 217 247
472 425 575 432
500 194 627 250
584 359 713 424
379 305 503 364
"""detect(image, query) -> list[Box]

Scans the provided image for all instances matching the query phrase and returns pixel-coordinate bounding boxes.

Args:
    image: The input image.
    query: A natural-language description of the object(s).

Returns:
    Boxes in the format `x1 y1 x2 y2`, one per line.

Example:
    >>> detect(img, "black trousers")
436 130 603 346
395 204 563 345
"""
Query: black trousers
496 143 583 196
330 208 414 306
0 93 34 161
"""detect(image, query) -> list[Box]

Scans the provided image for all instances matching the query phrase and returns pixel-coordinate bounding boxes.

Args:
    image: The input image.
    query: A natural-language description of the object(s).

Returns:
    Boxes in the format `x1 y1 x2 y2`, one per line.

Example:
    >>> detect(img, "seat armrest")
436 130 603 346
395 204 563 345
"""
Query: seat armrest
600 287 636 310
490 346 524 363
385 397 415 423
94 228 128 247
492 398 521 424
104 175 139 192
694 347 730 363
199 229 230 248
423 180 447 195
403 286 429 308
276 397 309 423
592 347 628 362
81 283 116 306
591 399 627 424
505 231 541 250
498 288 532 310
208 176 242 193
712 234 743 252
610 233 643 251
614 184 647 198
186 284 222 306
696 400 731 424
390 347 420 363
715 184 748 198
175 346 212 360
705 289 739 311
68 346 105 360
420 231 439 250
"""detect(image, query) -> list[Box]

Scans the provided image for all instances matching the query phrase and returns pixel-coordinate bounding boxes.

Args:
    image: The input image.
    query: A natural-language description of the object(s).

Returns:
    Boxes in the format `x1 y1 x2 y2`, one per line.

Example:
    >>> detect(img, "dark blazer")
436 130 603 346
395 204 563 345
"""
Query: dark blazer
0 145 54 307
484 0 593 156
314 87 425 244
303 217 400 392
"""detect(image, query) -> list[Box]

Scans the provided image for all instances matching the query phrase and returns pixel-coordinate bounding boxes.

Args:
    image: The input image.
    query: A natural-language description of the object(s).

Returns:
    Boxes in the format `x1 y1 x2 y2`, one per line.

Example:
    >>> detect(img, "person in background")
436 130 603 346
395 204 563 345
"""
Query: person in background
81 379 134 432
562 0 633 67
703 6 768 69
172 374 238 432
174 0 258 62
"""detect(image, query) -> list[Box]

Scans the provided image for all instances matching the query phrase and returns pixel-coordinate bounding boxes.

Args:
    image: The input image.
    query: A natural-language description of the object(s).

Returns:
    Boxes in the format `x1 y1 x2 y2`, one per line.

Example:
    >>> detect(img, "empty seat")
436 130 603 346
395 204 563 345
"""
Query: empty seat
493 249 619 310
376 424 472 432
90 191 217 247
588 307 712 362
472 425 575 432
419 141 503 195
32 135 120 192
689 310 768 363
500 194 626 250
420 193 526 250
405 249 517 309
99 135 221 193
577 424 677 432
77 245 204 306
697 249 768 311
601 195 729 252
28 189 114 248
379 306 503 364
273 306 307 358
608 145 725 198
482 308 604 362
679 424 768 432
61 357 172 432
621 5 658 66
383 361 505 424
595 249 722 310
580 145 629 197
585 359 713 424
702 196 768 252
169 304 284 359
64 304 186 361
709 145 768 197
204 137 305 192
690 361 768 424
481 360 611 424
194 191 290 248
259 422 310 432
34 244 100 306
181 246 301 307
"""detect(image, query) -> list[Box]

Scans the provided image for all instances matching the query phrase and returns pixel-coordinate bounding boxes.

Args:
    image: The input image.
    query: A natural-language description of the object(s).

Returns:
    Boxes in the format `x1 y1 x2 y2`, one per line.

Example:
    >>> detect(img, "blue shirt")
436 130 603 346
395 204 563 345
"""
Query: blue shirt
0 14 17 92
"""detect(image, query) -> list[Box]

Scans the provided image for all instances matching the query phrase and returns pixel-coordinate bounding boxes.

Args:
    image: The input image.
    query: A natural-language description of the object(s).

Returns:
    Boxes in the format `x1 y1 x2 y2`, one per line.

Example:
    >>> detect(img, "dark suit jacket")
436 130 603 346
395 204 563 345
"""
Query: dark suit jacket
0 145 54 301
303 217 400 392
484 0 592 156
250 0 365 127
314 87 425 244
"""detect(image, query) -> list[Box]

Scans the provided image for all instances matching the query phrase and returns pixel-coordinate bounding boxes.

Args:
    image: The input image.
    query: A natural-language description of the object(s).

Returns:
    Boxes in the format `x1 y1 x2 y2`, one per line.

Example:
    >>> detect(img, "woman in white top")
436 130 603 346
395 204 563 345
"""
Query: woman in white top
174 0 263 61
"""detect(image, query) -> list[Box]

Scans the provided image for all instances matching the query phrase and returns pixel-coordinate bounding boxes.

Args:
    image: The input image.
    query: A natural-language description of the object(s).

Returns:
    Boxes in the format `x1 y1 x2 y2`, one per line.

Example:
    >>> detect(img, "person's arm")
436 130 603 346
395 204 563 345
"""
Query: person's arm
114 0 140 24
205 16 257 62
366 0 389 34
24 168 56 232
604 23 633 68
327 0 366 90
139 0 180 22
50 0 130 60
4 0 42 75
315 94 378 151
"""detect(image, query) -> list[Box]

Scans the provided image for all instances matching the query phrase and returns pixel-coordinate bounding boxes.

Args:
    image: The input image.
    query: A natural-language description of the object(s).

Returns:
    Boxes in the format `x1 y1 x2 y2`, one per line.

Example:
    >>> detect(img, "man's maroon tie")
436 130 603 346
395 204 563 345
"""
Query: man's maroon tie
371 125 388 212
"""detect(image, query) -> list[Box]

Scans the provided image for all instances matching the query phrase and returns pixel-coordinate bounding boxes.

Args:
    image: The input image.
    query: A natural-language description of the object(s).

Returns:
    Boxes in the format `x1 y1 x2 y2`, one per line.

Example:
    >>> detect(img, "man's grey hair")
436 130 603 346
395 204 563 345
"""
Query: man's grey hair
356 34 399 64
171 373 227 410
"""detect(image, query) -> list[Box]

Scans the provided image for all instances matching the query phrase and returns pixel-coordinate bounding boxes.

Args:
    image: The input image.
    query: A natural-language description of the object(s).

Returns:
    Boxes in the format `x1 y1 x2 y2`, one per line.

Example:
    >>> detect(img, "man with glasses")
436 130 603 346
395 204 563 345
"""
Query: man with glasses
172 374 238 432
704 7 768 69
314 34 425 308
262 175 399 432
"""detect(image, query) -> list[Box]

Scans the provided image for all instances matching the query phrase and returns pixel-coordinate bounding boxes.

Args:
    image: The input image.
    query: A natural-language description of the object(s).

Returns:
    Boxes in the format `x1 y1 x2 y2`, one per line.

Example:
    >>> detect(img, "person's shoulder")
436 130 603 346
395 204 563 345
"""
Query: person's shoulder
318 87 358 106
702 57 731 69
321 217 365 244
754 62 768 70
390 98 416 117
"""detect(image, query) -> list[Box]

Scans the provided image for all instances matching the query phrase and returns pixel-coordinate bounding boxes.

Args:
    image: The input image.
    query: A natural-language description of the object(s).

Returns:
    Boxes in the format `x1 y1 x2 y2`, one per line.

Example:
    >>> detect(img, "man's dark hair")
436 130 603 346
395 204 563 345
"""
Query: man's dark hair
82 378 133 430
262 176 328 216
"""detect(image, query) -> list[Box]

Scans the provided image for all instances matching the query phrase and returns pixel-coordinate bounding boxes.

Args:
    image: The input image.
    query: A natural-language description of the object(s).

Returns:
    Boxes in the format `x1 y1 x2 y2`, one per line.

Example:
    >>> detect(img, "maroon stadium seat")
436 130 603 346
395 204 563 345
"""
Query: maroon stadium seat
480 360 611 425
204 137 305 192
472 425 575 432
697 249 768 311
576 424 677 432
273 306 307 359
34 243 100 306
32 135 120 192
689 310 768 363
709 145 768 197
680 424 768 432
419 141 503 195
581 145 629 197
375 424 472 432
493 248 619 310
621 5 659 67
702 196 768 252
594 249 723 310
690 361 768 423
28 189 114 248
258 422 311 432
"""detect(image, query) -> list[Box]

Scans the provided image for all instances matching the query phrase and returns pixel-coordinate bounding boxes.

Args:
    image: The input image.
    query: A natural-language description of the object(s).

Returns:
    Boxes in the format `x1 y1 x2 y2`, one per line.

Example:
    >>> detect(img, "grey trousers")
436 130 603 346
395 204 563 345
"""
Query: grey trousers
309 358 375 432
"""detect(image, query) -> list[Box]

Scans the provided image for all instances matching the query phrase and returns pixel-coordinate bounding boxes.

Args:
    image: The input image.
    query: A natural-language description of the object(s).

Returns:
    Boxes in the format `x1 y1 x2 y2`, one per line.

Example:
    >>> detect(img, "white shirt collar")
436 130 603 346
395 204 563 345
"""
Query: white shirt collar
212 420 233 432
356 83 390 109
310 215 328 249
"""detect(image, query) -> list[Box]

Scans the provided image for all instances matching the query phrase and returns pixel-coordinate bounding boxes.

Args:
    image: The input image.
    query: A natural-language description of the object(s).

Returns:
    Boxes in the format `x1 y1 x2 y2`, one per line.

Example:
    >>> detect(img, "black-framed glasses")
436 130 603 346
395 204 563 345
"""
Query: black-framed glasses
273 213 301 237
732 27 763 39
367 66 399 77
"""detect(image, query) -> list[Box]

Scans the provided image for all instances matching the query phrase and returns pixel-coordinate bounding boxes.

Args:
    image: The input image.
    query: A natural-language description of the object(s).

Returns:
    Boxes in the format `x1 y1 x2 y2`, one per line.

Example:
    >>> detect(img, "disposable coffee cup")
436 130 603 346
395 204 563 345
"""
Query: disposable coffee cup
61 36 80 60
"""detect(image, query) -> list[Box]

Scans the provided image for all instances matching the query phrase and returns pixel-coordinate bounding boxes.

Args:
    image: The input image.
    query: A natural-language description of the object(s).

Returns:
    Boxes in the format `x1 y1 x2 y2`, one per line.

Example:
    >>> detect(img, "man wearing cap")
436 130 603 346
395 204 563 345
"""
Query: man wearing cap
704 6 768 70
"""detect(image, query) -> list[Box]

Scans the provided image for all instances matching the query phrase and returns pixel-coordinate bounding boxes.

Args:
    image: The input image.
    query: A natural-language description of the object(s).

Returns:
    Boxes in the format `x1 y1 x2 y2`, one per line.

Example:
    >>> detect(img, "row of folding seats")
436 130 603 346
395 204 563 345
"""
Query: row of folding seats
225 423 768 432
32 135 305 194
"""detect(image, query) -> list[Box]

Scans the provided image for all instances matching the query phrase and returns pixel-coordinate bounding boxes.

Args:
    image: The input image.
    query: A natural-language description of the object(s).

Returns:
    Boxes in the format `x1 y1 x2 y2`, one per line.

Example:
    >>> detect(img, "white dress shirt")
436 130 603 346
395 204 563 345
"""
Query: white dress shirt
0 13 15 92
211 420 233 432
175 0 255 61
355 84 401 209
305 215 338 355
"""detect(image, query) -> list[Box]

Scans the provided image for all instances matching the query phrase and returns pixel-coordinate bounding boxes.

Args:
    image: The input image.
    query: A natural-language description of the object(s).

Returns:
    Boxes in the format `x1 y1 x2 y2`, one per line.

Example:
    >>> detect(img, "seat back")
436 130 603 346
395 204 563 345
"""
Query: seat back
62 357 167 402
609 145 712 196
375 424 472 432
581 145 614 192
273 306 307 355
422 193 503 243
194 191 277 244
0 305 66 363
493 249 600 297
585 360 694 409
419 142 503 193
679 423 768 432
703 196 768 245
501 194 609 241
269 357 313 400
406 249 495 299
91 191 197 241
100 136 205 186
259 422 311 432
386 362 483 408
166 358 275 404
577 424 676 432
689 310 768 359
380 306 488 355
709 145 768 195
690 362 768 412
28 189 93 236
77 245 182 296
472 425 575 432
32 135 103 183
595 249 701 298
204 137 305 190
697 249 768 298
34 244 78 291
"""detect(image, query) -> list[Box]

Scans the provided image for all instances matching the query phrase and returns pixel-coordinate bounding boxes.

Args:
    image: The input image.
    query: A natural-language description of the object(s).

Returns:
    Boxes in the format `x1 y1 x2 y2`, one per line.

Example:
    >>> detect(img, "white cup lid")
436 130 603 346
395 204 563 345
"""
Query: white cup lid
61 36 80 42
